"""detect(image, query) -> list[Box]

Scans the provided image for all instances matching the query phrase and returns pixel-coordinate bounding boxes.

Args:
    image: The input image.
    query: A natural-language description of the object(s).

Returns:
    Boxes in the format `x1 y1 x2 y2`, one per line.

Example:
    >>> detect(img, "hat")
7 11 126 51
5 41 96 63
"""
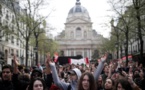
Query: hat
68 70 76 75
59 65 63 68
31 68 42 77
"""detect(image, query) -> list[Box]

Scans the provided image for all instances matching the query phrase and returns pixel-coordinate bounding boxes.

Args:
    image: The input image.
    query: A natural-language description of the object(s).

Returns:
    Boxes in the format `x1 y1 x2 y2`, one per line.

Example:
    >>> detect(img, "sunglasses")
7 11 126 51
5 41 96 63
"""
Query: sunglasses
32 72 41 77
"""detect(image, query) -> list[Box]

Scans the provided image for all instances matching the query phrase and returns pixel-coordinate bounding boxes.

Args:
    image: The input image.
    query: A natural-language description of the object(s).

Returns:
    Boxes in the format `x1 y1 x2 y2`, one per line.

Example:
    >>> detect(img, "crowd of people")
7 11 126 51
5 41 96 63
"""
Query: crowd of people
0 54 145 90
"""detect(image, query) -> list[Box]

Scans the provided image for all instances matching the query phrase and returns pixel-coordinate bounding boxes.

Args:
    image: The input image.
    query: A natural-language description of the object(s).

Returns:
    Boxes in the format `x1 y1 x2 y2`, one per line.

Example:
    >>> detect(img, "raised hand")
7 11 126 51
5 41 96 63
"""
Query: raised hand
45 53 52 74
122 71 128 77
101 53 108 61
13 54 19 66
46 53 54 65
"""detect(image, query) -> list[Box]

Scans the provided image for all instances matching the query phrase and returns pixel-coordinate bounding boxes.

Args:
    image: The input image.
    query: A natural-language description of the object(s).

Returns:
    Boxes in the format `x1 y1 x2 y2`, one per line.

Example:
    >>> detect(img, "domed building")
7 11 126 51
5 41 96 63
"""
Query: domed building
55 0 104 60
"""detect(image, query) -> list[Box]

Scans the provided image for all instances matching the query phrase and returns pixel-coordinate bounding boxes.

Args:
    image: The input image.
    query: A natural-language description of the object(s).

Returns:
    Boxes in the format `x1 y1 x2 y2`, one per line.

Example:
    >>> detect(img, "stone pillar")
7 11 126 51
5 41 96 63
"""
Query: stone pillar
87 49 89 58
90 49 92 60
74 49 75 56
66 49 68 56
83 48 84 57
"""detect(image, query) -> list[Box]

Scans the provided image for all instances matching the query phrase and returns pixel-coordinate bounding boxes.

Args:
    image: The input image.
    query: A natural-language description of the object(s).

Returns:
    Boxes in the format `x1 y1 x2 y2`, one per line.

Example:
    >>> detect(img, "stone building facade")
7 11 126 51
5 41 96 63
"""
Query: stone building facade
55 0 104 60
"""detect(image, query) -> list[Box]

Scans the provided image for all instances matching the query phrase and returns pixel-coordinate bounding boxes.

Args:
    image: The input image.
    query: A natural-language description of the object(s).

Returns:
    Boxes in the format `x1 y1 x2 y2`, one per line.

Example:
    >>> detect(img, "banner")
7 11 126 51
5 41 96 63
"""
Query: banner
69 57 89 65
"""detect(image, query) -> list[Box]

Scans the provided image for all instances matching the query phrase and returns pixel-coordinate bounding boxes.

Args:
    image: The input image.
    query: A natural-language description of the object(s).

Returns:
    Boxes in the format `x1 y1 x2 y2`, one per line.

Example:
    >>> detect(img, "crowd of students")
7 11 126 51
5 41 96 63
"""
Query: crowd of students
0 54 145 90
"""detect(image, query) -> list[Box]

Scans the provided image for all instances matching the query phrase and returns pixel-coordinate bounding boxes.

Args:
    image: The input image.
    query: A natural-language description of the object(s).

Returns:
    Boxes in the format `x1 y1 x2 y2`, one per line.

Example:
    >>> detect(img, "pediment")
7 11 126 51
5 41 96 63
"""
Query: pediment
67 18 91 24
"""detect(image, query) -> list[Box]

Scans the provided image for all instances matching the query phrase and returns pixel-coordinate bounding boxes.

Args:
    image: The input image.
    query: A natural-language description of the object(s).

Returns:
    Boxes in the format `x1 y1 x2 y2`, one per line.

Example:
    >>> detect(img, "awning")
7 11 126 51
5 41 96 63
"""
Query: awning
122 55 132 62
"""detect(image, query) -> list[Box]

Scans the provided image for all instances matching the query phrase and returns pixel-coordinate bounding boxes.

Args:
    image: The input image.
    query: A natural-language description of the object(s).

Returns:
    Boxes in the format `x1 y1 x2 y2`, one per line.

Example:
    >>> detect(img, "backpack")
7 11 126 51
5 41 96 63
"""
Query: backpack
67 85 71 90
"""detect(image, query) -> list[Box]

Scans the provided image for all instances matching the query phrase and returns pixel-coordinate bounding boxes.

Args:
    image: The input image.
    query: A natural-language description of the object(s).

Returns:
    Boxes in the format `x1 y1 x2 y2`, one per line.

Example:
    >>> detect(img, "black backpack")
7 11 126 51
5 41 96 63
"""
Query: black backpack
67 84 71 90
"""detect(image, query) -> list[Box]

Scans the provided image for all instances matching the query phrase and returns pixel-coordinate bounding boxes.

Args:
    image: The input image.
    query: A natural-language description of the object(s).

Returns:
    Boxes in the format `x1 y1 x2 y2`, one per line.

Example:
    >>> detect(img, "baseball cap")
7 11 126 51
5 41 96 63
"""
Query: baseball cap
68 70 76 75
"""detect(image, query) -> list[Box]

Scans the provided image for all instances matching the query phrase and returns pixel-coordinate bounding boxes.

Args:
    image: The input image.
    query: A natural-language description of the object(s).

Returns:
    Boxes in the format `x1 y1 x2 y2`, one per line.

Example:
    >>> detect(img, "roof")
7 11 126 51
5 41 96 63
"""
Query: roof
67 0 90 19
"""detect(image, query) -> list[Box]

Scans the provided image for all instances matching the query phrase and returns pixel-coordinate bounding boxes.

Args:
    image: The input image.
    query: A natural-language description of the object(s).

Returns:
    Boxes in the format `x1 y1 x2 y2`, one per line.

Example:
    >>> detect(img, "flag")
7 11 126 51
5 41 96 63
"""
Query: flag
54 52 58 62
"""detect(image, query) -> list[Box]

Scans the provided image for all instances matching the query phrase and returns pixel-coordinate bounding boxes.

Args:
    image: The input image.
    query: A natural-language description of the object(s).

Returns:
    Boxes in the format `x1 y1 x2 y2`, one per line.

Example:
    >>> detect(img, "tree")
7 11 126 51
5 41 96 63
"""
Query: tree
108 0 135 66
132 0 145 65
9 0 52 67
92 49 99 60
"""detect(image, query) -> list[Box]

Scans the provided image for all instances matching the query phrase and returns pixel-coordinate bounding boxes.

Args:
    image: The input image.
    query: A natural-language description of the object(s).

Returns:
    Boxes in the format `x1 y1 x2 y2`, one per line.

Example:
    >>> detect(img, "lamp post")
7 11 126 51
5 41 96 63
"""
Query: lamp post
124 41 128 66
130 39 133 55
34 31 39 65
30 52 33 66
115 42 119 59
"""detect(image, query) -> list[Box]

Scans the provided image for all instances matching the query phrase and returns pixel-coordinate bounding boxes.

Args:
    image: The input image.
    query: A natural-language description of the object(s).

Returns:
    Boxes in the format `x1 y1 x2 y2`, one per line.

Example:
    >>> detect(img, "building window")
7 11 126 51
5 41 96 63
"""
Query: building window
5 32 8 41
11 36 14 44
76 27 82 38
17 38 19 45
11 49 14 55
70 31 74 38
16 50 19 57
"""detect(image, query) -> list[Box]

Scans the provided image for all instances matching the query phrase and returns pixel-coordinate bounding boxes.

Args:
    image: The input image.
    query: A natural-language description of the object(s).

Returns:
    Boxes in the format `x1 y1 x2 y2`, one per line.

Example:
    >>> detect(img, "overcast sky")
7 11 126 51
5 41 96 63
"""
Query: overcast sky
39 0 114 38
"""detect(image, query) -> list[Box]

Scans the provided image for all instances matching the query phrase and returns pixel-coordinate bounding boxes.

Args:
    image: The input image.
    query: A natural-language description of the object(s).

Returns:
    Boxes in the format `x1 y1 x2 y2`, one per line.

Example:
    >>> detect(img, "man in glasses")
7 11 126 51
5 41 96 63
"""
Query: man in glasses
0 64 15 90
31 68 43 80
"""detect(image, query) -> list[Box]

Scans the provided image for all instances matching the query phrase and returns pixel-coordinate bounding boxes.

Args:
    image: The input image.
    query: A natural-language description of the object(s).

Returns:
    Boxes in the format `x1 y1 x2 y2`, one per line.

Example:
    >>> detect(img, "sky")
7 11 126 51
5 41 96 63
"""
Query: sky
38 0 114 38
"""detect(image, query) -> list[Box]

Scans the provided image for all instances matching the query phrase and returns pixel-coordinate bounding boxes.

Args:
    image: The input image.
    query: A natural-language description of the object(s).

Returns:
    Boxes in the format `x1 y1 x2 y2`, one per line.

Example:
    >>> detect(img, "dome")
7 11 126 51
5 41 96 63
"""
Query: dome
67 0 91 22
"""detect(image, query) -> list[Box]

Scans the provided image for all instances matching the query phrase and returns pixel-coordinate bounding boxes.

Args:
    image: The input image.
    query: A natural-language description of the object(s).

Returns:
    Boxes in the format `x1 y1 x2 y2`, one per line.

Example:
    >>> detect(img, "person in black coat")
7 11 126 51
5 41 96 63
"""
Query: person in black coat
0 64 15 90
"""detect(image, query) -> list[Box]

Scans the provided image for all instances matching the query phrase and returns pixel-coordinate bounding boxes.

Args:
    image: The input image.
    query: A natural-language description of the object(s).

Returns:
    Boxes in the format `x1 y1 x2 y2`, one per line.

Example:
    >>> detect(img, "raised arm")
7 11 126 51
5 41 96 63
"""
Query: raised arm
47 53 69 90
94 54 107 80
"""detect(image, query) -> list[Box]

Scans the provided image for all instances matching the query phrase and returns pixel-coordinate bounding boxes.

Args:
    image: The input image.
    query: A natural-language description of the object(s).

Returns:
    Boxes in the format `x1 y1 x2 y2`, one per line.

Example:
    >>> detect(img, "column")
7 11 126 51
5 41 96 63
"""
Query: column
83 48 84 57
68 49 70 56
87 49 89 58
74 49 75 56
74 49 76 56
90 49 92 60
66 49 68 56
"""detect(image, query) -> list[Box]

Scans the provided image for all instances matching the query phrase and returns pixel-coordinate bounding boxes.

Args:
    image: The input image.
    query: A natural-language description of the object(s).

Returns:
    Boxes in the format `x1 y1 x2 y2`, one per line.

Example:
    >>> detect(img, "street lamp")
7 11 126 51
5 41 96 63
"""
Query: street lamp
115 42 119 59
130 39 133 54
124 41 128 66
30 52 33 66
34 31 39 65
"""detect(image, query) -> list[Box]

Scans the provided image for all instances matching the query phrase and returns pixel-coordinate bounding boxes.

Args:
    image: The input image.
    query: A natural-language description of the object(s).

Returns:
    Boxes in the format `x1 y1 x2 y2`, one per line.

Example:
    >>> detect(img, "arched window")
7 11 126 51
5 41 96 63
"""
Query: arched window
76 27 82 38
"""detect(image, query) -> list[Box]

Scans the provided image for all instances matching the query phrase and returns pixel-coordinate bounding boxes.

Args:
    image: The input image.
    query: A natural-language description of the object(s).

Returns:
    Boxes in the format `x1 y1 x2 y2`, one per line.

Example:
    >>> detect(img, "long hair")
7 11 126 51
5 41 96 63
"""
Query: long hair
104 78 115 90
116 79 133 90
28 77 47 90
78 72 96 90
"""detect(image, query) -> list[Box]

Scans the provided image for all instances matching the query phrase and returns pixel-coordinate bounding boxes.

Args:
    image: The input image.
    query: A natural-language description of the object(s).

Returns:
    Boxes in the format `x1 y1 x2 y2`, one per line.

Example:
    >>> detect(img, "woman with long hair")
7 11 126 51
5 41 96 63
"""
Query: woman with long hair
77 72 96 90
104 78 115 90
116 79 133 90
28 77 47 90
